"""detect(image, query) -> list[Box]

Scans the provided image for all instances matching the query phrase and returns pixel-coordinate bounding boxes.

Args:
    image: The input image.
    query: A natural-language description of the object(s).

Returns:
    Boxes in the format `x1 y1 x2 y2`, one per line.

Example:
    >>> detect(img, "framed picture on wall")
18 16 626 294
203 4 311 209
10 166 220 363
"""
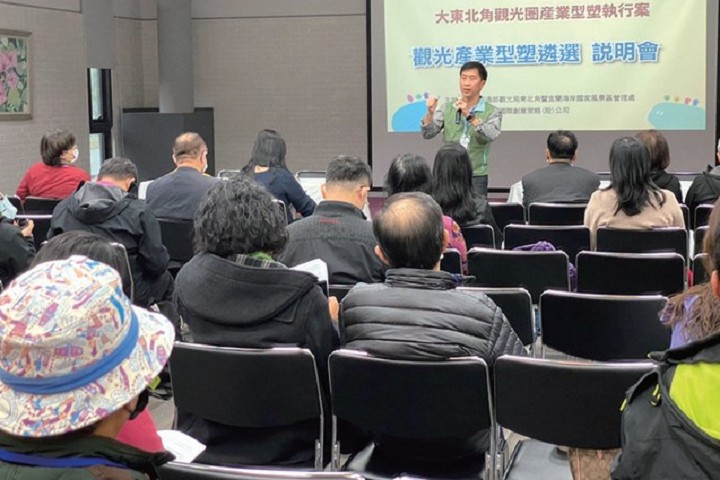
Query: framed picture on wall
0 29 31 120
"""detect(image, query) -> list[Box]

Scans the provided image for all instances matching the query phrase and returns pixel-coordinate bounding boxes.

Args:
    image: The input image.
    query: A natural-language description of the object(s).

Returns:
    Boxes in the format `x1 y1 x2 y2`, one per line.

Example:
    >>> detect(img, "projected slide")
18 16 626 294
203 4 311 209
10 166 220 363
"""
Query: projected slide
386 0 706 132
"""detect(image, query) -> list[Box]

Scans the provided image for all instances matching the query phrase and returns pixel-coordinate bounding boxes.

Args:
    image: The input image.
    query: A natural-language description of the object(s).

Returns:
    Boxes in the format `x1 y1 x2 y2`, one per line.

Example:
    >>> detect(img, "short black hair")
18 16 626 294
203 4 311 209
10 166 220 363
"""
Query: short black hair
460 61 487 81
373 192 444 269
194 175 288 257
325 155 372 186
40 129 76 166
547 131 578 160
98 157 138 182
384 154 432 196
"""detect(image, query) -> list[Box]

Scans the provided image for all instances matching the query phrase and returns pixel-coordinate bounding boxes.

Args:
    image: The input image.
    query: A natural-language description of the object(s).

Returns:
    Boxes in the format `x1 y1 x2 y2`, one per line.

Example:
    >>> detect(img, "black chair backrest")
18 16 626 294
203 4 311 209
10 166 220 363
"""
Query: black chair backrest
460 224 495 248
467 248 569 303
16 214 52 251
217 169 241 180
540 290 669 361
440 248 462 274
329 350 491 439
694 204 714 229
576 251 685 296
171 343 322 428
158 218 194 263
7 195 22 213
329 284 354 302
296 170 327 179
489 202 525 231
458 287 534 346
695 225 709 257
23 196 61 215
159 462 364 480
494 356 654 449
596 227 688 259
504 224 590 264
680 203 690 231
527 202 587 226
693 253 709 285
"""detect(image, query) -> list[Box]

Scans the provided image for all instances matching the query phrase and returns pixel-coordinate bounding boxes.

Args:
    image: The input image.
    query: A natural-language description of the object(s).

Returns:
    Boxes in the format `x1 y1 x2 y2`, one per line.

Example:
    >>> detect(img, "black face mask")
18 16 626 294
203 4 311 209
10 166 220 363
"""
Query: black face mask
128 389 149 420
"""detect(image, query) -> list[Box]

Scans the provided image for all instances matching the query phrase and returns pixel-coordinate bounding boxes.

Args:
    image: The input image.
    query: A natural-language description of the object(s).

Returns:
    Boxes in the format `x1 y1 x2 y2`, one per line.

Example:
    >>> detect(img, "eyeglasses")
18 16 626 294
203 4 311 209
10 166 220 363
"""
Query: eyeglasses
128 389 150 420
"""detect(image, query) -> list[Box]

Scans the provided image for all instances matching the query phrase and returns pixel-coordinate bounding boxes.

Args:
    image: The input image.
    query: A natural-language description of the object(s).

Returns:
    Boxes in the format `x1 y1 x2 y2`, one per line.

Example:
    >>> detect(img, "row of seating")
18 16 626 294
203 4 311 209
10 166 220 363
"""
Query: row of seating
168 342 655 480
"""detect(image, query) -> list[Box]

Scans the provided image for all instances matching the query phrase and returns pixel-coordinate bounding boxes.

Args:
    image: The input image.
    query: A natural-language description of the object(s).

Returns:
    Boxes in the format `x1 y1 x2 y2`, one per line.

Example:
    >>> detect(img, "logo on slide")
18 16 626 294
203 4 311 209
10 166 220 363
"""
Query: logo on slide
391 93 429 132
648 96 704 130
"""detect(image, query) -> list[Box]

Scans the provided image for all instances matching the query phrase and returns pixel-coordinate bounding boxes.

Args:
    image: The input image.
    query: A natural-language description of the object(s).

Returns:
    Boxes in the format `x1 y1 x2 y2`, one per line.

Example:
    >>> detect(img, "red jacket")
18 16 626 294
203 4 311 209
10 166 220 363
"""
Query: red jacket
16 162 90 201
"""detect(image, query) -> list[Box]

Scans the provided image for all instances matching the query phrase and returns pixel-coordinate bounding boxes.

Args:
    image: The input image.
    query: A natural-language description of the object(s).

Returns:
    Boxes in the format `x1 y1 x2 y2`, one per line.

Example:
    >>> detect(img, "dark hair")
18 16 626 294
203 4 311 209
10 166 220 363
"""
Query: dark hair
32 231 133 298
243 129 288 173
173 132 207 162
373 192 444 269
98 157 139 182
607 137 666 216
194 175 288 257
636 130 670 171
384 154 432 196
663 197 720 342
326 155 372 186
460 61 487 81
547 131 578 160
40 129 76 167
431 143 477 224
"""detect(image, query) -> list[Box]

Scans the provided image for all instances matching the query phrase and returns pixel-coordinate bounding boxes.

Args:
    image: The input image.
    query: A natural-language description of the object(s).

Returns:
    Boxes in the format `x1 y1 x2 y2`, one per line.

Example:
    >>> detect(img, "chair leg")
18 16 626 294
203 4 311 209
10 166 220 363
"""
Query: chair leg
330 441 341 471
314 440 323 471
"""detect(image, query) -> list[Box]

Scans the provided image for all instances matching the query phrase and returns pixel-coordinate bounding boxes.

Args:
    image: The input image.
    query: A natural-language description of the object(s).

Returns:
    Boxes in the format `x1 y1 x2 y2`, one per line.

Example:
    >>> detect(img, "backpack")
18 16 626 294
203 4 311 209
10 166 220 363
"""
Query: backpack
612 331 720 479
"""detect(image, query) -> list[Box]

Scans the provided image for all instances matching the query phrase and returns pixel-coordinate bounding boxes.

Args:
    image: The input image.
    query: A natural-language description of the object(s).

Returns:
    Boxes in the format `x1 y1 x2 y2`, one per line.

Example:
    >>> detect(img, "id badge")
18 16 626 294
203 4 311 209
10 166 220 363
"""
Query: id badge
460 133 470 149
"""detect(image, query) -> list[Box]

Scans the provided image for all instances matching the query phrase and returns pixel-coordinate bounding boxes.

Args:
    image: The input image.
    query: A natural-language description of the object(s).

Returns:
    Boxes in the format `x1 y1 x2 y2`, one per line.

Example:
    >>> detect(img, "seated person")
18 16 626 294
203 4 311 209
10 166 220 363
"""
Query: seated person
174 175 338 467
242 129 315 223
281 155 385 284
584 137 684 248
0 256 174 478
637 129 683 203
49 157 174 308
16 128 90 201
341 192 523 461
684 140 720 215
0 193 34 287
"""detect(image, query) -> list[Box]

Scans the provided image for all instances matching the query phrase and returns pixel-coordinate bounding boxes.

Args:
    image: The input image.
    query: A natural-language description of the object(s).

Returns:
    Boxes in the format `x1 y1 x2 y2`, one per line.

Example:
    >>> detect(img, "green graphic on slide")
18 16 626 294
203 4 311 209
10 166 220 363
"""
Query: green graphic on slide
648 97 705 130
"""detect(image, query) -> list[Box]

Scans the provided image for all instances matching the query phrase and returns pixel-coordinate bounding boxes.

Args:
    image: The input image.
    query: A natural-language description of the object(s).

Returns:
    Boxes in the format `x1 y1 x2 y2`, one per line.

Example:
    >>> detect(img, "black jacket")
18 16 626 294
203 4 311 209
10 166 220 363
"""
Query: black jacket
49 182 170 305
651 170 683 204
685 172 720 214
0 218 35 287
173 252 338 467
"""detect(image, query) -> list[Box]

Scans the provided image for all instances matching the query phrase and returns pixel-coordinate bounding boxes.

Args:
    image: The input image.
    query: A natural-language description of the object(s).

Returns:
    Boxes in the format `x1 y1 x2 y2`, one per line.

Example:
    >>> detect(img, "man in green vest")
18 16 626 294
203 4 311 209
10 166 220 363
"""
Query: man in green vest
421 61 503 198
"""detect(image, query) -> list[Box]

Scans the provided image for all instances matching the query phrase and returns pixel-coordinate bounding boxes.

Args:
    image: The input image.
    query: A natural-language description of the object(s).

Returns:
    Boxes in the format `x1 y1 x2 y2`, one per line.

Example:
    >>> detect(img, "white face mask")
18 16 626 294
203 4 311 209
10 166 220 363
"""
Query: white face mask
71 148 79 163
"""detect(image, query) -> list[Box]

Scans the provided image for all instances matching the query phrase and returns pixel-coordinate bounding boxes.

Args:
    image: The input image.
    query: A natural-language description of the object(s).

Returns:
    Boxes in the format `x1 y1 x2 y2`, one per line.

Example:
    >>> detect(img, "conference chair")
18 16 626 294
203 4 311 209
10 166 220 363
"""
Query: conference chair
171 344 326 470
329 284 354 302
16 214 52 251
159 462 365 480
503 225 590 264
440 248 462 274
458 287 535 349
467 248 570 303
694 203 714 229
693 253 709 285
596 227 688 259
539 290 669 361
329 350 496 480
695 225 709 257
461 224 496 248
273 199 288 225
158 218 194 273
489 202 525 232
7 195 22 213
217 169 241 180
680 203 690 231
494 356 654 480
527 202 587 226
23 196 61 214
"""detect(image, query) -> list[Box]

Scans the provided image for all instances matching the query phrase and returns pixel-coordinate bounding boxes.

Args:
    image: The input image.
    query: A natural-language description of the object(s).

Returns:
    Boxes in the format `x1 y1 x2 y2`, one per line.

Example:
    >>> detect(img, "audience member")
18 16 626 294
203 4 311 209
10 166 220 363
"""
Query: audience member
146 132 219 220
636 129 683 203
174 175 338 467
432 143 501 244
385 153 468 272
49 157 173 308
684 139 720 214
242 129 315 223
0 256 174 478
521 130 600 208
584 137 684 248
341 192 523 461
32 231 166 453
0 193 34 287
280 155 384 284
16 129 90 201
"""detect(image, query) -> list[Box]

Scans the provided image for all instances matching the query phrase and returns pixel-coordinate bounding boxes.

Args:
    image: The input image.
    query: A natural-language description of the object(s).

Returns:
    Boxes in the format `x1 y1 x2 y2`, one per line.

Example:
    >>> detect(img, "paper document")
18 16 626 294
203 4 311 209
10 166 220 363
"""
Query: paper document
157 430 206 463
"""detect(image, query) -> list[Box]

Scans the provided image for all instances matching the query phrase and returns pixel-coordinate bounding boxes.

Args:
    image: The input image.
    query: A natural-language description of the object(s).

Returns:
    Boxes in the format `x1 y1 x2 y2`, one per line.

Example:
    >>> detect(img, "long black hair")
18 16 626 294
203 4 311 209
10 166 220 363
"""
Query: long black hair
431 143 477 224
384 154 432 196
242 129 288 174
607 136 665 216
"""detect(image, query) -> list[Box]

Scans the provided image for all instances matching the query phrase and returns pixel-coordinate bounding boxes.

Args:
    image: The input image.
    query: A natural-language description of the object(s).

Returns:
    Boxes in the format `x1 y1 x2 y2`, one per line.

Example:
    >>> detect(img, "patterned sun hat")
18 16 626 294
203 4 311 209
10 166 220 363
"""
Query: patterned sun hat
0 255 175 437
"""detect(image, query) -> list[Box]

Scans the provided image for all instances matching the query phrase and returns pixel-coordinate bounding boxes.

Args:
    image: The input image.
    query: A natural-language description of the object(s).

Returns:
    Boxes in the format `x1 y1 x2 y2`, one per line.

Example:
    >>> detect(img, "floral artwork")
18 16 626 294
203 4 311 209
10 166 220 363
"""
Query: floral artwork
0 30 31 119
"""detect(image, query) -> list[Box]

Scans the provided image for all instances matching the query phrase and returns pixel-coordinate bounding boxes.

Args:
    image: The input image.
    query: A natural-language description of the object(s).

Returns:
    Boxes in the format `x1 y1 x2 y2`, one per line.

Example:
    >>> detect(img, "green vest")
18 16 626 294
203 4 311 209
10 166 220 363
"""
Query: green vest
441 98 496 176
